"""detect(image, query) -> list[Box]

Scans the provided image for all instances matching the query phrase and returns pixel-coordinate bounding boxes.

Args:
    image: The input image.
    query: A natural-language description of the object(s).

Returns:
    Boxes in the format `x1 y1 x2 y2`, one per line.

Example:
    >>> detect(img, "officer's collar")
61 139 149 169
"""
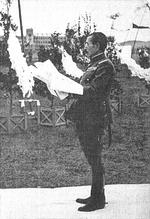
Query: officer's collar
90 52 106 62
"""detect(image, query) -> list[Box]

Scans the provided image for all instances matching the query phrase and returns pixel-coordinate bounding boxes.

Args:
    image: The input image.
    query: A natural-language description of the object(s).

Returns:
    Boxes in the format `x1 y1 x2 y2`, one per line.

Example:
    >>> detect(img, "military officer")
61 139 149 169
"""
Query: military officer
66 32 115 212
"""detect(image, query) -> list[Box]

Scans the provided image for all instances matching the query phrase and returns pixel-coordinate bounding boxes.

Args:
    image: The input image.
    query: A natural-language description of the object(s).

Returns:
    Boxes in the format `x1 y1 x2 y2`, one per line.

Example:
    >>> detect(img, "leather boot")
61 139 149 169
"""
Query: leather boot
78 199 105 212
78 190 106 212
78 154 106 212
76 196 91 204
76 193 107 205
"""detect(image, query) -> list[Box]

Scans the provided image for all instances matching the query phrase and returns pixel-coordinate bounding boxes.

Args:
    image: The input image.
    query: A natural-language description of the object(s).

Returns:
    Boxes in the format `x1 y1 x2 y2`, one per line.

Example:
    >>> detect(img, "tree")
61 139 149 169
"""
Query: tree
47 32 63 69
34 32 64 104
63 13 96 66
106 36 122 99
0 4 20 115
138 47 150 69
37 45 49 62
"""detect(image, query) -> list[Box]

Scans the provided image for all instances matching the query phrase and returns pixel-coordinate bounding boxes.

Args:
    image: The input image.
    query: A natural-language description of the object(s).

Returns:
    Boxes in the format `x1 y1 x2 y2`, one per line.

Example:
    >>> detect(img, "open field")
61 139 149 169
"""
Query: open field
0 118 150 188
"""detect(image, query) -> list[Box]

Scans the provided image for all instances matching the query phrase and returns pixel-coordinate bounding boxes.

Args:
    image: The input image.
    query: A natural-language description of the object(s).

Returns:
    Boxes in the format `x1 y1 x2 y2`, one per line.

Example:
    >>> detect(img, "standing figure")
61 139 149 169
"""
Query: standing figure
66 32 115 212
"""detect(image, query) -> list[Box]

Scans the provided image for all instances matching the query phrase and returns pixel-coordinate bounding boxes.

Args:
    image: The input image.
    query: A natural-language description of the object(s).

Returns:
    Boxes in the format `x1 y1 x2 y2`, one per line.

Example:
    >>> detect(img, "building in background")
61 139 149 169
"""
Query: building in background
17 28 51 51
0 28 65 63
16 28 51 62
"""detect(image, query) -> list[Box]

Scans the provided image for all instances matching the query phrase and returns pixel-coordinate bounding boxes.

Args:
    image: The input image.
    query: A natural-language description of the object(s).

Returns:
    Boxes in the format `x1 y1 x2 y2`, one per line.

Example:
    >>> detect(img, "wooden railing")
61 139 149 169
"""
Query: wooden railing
137 95 150 108
1 95 150 134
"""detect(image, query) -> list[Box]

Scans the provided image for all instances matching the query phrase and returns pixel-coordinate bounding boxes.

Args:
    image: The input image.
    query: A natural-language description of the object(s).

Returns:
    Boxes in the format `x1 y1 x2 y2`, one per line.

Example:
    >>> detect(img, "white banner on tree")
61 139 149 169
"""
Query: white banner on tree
119 46 150 83
7 29 83 99
61 48 83 78
7 30 34 97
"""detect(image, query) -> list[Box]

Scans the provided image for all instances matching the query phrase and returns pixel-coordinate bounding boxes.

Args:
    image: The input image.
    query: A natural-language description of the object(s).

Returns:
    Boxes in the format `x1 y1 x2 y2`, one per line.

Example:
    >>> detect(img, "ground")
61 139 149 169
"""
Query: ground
0 119 150 188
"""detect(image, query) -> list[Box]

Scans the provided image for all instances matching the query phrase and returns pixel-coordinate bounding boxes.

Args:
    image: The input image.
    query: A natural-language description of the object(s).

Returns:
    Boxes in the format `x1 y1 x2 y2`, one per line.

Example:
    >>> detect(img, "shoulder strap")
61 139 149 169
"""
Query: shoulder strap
98 59 109 65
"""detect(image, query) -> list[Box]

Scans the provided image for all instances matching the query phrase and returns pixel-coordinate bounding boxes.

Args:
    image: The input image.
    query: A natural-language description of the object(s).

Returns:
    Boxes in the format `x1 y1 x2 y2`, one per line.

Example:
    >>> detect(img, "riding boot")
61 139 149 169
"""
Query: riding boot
90 157 105 203
78 156 106 212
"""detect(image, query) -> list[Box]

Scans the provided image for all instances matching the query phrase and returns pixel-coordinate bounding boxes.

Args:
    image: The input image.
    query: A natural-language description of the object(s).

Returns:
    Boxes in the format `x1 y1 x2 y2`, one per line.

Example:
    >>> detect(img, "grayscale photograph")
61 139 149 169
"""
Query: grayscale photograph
0 0 150 218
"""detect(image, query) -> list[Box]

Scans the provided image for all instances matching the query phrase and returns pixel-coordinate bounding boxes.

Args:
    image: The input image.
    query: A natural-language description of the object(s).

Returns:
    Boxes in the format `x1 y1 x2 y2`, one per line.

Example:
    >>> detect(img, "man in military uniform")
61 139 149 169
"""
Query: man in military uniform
66 32 115 212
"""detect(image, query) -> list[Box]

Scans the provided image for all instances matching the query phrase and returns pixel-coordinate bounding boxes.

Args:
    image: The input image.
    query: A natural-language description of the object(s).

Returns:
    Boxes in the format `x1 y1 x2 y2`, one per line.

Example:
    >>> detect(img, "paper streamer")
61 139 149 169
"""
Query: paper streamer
7 30 83 100
7 30 34 97
61 47 83 78
119 46 150 83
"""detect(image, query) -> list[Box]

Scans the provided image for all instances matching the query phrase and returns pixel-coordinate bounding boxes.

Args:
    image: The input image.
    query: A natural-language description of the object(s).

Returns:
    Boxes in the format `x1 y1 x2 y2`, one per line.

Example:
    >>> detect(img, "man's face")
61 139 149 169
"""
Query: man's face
84 35 99 58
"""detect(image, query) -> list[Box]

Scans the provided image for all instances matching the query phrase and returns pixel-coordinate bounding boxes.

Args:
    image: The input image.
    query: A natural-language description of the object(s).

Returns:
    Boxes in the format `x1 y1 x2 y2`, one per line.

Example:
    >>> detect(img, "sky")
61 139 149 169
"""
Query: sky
0 0 150 42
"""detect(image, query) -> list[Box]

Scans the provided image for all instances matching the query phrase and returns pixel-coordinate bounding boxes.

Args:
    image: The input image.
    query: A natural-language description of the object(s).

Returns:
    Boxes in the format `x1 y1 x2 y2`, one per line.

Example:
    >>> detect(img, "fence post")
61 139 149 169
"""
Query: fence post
7 114 11 134
24 112 28 130
52 106 56 127
37 101 40 125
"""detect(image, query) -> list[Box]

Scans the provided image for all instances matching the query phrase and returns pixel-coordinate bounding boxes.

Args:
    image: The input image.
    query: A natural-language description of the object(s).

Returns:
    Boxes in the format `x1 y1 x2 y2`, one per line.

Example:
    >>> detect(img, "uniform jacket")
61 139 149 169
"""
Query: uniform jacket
66 52 115 126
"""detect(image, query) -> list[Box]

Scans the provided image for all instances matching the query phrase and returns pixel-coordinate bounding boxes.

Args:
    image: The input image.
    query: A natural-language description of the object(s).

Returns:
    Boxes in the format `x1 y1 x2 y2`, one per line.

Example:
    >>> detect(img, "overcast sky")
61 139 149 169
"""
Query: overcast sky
1 0 150 42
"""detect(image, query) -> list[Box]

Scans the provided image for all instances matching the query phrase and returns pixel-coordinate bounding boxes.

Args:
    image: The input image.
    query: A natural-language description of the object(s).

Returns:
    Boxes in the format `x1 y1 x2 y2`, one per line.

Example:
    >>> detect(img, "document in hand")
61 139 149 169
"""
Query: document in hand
32 60 83 100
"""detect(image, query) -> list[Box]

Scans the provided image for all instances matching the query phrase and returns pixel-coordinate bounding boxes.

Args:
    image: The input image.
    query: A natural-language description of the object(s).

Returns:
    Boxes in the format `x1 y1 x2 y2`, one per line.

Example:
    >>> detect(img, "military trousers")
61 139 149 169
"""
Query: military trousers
76 121 105 202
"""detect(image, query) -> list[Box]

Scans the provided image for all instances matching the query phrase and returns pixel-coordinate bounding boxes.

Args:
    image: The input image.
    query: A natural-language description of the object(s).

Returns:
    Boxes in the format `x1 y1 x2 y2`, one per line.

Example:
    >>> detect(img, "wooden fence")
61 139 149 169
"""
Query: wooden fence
0 95 150 134
40 106 66 127
0 99 66 134
137 95 150 108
